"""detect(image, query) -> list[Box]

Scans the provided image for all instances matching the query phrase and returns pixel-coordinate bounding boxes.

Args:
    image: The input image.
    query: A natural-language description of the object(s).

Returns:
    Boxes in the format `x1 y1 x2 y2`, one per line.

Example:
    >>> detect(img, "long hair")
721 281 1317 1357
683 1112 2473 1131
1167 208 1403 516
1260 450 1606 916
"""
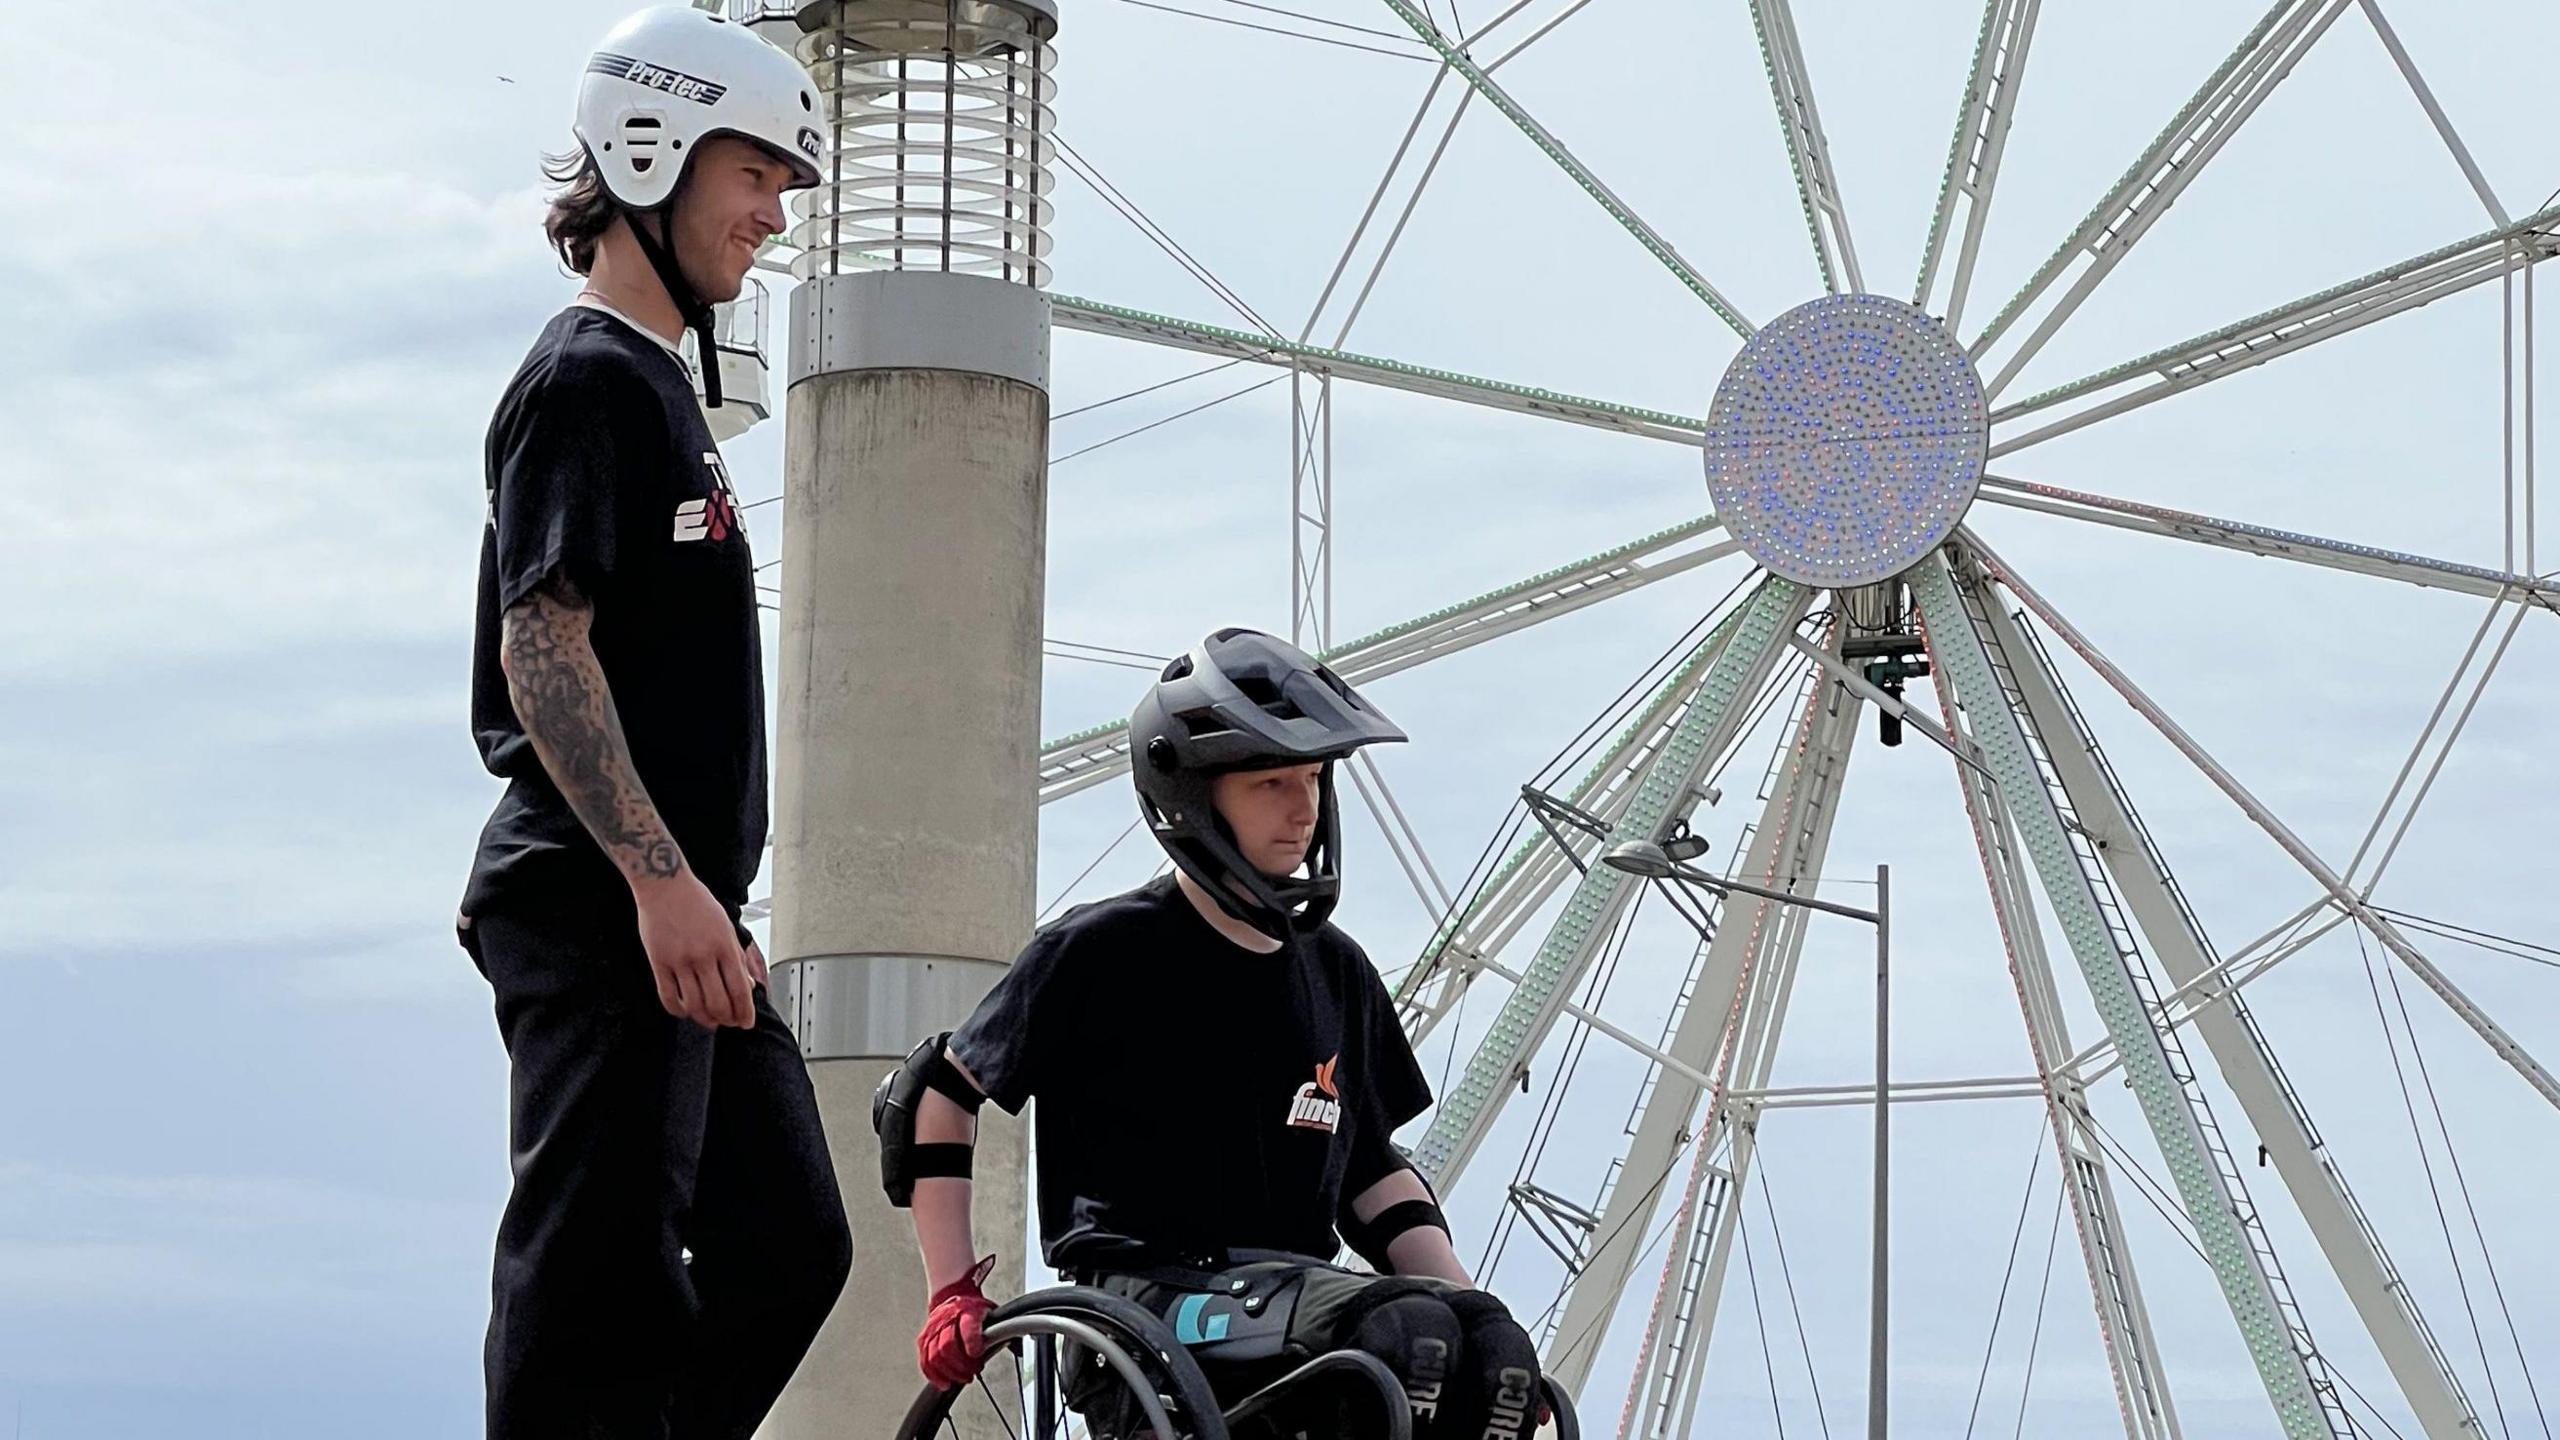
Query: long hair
541 149 620 276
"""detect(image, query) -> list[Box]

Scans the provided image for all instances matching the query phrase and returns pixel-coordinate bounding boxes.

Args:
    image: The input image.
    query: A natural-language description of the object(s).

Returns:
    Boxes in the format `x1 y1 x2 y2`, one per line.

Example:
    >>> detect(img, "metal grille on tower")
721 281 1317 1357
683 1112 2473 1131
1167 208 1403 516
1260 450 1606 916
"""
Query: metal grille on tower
781 0 1058 286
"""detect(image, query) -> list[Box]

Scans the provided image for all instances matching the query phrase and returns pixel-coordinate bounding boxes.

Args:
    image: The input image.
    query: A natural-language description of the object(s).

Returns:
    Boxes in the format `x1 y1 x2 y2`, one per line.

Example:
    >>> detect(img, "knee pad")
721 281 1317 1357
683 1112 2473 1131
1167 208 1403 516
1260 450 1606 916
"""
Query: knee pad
1443 1290 1542 1440
1338 1282 1466 1436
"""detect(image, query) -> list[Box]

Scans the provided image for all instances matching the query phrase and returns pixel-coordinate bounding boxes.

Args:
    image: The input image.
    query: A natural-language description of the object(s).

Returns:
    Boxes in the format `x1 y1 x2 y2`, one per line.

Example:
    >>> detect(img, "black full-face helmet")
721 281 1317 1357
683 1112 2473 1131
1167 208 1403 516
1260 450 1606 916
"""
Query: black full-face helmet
1129 628 1407 942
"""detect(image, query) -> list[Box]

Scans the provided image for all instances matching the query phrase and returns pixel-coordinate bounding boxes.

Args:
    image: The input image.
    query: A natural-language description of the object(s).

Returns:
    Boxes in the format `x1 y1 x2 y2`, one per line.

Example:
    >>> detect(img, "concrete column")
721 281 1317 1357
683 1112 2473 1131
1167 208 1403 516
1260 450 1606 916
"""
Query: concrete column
763 271 1050 1440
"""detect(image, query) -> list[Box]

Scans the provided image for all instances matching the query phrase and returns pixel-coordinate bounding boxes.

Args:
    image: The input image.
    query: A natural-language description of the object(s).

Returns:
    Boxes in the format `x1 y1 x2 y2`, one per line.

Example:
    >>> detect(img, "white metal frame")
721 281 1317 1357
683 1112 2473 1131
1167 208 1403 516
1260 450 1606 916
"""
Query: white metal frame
1915 546 2349 1440
1926 608 2185 1440
1970 556 2480 1437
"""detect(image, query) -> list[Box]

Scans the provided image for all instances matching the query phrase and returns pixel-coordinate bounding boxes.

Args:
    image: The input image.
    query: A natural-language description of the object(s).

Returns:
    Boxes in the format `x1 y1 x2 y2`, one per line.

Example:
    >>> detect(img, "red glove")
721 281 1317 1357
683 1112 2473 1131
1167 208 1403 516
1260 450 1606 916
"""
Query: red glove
917 1254 998 1389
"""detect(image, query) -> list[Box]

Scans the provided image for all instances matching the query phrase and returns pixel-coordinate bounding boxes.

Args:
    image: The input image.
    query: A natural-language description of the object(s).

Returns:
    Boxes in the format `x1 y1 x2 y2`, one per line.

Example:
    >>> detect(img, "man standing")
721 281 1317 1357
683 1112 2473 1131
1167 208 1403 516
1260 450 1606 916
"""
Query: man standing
457 10 850 1437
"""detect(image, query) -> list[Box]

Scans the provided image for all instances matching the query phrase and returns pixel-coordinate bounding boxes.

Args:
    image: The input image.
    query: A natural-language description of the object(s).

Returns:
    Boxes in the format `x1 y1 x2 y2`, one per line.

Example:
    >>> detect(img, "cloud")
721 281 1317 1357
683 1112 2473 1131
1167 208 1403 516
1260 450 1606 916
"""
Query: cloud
2 166 553 676
0 1161 489 1392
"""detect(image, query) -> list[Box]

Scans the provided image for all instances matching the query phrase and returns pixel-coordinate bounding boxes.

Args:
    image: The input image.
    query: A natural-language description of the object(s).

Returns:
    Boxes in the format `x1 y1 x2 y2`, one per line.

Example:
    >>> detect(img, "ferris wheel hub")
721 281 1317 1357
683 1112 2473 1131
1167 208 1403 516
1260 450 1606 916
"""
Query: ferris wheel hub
1703 293 1986 590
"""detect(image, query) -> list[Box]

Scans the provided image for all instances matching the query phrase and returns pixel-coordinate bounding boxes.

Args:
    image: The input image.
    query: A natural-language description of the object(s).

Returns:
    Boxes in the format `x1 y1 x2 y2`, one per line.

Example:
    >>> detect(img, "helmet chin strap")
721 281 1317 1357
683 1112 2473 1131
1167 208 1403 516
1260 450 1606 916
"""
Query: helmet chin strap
1185 806 1339 944
624 199 724 407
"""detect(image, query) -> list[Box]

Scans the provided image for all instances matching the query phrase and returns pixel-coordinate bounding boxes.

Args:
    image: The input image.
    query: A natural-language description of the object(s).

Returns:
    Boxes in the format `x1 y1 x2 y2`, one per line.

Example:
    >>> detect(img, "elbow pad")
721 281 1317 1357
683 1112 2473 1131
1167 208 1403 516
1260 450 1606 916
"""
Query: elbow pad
871 1032 985 1207
1341 1197 1451 1272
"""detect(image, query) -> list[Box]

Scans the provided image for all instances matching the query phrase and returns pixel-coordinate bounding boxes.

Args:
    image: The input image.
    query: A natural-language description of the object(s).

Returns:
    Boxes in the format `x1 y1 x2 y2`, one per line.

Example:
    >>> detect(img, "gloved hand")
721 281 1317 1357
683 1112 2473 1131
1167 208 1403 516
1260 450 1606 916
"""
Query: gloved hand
917 1254 998 1389
1445 1287 1553 1434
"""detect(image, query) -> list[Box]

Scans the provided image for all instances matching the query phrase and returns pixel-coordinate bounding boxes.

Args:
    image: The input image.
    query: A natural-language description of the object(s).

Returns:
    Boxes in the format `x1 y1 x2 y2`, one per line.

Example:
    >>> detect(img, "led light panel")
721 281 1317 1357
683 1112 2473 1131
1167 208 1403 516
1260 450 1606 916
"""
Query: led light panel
1704 294 1986 589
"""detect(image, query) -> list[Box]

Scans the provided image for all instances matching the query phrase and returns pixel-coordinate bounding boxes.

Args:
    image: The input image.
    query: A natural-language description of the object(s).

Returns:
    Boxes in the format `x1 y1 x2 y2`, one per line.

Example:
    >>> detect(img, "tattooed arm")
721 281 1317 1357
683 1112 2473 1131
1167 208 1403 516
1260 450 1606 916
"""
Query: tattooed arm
499 568 760 1027
498 569 682 884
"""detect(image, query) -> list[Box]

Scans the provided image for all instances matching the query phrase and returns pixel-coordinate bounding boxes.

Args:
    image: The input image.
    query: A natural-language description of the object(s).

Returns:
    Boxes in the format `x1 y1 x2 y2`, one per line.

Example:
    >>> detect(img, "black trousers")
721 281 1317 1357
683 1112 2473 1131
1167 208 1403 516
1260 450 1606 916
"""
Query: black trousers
1071 1254 1493 1440
463 901 853 1440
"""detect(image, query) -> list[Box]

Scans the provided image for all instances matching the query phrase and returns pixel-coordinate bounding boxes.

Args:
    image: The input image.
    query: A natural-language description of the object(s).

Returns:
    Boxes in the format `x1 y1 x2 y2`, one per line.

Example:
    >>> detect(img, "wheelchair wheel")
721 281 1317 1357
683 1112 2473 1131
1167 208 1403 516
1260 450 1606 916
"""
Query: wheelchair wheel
1540 1374 1580 1440
1221 1350 1410 1440
1218 1352 1575 1440
892 1284 1230 1440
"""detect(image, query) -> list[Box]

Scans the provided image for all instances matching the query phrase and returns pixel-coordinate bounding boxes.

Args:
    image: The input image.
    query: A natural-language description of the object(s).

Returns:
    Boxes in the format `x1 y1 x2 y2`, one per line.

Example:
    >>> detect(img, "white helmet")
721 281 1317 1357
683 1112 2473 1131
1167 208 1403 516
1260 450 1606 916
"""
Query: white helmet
567 7 822 406
574 6 824 211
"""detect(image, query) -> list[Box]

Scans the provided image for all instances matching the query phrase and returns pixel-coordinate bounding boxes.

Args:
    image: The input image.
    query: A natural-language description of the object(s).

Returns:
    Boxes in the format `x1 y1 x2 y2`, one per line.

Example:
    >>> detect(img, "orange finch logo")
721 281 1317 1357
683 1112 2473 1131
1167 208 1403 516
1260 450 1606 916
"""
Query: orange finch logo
1286 1055 1342 1133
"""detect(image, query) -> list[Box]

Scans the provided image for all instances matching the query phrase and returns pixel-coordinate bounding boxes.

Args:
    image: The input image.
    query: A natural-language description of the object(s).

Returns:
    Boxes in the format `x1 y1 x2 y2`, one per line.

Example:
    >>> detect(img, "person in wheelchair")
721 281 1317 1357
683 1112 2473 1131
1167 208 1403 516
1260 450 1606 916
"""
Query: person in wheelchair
875 628 1551 1438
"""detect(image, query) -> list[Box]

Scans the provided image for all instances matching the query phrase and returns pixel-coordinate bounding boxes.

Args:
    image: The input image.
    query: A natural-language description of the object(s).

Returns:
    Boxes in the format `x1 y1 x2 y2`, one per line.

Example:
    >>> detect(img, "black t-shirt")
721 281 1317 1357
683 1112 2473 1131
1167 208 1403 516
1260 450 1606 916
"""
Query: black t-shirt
460 306 766 920
950 874 1435 1271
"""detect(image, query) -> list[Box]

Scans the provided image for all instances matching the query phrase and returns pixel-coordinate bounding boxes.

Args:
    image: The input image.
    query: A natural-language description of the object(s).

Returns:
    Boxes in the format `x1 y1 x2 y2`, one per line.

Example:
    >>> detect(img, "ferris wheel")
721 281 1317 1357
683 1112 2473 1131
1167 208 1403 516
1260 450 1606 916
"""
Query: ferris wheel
722 0 2559 1434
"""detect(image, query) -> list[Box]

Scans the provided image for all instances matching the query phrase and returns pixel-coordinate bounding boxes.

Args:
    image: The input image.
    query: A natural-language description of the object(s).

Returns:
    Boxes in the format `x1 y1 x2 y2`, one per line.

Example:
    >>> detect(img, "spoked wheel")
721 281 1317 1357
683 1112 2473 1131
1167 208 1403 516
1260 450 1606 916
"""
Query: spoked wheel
892 1285 1230 1440
1215 1354 1578 1440
1221 1350 1410 1440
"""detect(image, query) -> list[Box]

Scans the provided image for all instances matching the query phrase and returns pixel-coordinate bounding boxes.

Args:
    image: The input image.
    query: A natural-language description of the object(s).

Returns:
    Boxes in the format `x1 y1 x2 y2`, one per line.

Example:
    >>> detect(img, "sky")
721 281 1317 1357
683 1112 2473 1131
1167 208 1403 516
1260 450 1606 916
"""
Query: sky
2 0 2556 1436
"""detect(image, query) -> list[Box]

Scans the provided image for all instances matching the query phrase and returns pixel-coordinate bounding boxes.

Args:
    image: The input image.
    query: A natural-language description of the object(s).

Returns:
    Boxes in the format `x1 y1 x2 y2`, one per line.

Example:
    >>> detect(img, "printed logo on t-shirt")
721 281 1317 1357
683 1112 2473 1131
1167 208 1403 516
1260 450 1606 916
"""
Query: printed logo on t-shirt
674 450 746 543
1285 1055 1342 1133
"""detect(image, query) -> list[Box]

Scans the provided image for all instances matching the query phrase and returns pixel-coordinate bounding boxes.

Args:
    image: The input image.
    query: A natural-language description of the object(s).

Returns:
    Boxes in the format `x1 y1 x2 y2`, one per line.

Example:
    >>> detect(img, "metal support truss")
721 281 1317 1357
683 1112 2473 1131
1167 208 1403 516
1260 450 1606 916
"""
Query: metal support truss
1289 368 1335 649
1551 643 1855 1426
1748 0 1862 293
1928 589 2183 1440
1396 599 1753 1041
1976 565 2483 1438
1654 680 1863 1440
1976 476 2560 611
1411 577 1810 1186
1740 1076 2046 1109
1965 529 2560 1115
1915 0 2042 330
1972 0 2352 393
2356 0 2507 228
1051 295 1709 444
2503 248 2539 574
1990 203 2560 456
1369 0 1756 338
2063 906 2353 1090
1914 546 2348 1440
1038 517 1736 804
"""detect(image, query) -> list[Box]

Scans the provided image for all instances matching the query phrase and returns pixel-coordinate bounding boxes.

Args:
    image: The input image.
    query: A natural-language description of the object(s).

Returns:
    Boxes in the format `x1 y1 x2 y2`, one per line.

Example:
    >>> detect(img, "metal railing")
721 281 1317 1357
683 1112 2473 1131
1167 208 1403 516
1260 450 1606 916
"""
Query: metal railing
711 277 769 360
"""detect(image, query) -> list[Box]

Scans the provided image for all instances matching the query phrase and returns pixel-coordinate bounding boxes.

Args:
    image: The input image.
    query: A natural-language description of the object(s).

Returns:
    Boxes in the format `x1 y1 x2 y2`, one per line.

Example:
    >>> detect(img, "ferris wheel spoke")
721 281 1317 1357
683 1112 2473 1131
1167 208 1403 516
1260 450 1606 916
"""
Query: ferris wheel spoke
1961 554 2487 1438
1974 475 2560 610
1746 0 1862 294
1052 294 1708 442
1984 202 2560 458
1302 0 1601 352
1548 624 1856 1403
1034 516 1738 803
2356 0 2510 228
1923 611 2184 1440
1367 0 1757 338
1341 747 1459 922
1913 0 2042 331
1961 527 2560 1119
1398 600 1763 1036
1411 577 1810 1187
1913 544 2353 1439
2337 596 2530 902
1970 0 2353 396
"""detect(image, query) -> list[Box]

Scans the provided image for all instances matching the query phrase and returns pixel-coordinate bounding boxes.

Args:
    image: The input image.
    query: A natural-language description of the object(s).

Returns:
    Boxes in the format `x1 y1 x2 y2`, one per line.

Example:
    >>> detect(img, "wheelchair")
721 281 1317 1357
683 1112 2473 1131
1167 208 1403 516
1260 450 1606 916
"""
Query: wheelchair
893 1284 1580 1440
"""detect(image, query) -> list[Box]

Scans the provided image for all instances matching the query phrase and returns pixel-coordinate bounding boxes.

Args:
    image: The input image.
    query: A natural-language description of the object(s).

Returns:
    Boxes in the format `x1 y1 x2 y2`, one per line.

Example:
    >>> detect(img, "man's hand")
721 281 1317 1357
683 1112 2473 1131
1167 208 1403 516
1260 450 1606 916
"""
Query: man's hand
918 1254 998 1390
634 872 757 1028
